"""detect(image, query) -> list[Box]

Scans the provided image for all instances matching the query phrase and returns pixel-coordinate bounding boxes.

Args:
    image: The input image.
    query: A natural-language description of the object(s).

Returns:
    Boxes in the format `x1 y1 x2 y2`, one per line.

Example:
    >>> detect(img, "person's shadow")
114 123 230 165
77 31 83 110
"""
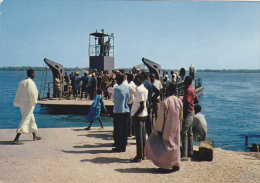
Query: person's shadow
115 168 159 174
0 141 23 145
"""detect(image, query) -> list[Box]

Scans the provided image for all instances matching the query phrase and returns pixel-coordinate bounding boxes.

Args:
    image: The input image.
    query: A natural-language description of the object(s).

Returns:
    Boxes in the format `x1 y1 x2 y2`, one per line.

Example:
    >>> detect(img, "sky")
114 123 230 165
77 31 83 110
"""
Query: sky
0 0 259 70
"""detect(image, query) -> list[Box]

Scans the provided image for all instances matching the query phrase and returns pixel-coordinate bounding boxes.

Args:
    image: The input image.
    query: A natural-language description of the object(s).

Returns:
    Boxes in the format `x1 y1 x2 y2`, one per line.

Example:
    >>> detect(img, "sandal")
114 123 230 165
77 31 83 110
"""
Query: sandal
130 157 142 163
13 140 24 145
33 137 41 141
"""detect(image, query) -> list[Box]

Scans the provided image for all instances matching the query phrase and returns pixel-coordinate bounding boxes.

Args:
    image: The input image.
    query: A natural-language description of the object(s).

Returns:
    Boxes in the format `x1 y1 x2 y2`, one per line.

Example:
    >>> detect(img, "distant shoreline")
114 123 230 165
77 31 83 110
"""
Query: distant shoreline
0 66 259 73
197 69 260 73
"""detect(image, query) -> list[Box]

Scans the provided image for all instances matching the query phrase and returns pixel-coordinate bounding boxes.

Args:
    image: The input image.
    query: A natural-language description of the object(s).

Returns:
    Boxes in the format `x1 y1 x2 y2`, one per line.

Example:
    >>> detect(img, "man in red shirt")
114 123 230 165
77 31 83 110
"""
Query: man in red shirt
181 76 198 160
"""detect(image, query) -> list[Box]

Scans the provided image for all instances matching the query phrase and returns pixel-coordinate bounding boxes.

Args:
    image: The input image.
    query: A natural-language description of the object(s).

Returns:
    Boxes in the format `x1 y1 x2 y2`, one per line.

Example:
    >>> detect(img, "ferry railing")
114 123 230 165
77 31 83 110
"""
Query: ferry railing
89 45 115 57
195 78 202 89
161 81 185 100
175 82 185 97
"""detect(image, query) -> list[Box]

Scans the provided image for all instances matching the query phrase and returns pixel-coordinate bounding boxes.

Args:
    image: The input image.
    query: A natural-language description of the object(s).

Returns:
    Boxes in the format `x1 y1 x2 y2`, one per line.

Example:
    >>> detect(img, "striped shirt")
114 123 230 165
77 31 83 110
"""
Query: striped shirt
192 112 207 141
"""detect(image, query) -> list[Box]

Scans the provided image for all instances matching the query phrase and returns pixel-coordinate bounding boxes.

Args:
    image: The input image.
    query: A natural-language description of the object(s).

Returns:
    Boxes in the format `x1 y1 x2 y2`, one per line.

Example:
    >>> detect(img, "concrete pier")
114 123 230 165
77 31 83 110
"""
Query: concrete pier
0 127 259 183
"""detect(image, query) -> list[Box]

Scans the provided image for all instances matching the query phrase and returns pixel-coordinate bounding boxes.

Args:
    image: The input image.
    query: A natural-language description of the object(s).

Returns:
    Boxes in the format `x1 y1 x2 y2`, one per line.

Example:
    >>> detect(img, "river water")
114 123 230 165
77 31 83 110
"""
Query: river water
0 70 259 152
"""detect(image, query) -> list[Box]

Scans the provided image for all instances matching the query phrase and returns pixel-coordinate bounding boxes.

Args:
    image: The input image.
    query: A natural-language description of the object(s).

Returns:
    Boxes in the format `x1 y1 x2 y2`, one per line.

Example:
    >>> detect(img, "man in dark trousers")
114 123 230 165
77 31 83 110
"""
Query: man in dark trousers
181 76 198 160
80 71 90 99
112 74 132 152
71 72 80 99
141 72 160 136
130 74 148 162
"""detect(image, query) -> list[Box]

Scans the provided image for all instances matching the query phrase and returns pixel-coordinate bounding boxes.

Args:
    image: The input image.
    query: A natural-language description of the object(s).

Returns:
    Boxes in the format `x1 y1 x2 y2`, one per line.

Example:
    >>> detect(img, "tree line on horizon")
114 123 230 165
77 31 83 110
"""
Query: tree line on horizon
197 69 260 73
0 66 88 72
0 66 259 73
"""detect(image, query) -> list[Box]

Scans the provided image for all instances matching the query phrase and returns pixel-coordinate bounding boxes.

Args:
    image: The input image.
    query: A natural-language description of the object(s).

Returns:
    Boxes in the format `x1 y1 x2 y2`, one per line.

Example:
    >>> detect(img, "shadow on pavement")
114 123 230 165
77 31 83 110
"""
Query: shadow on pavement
62 149 113 154
81 157 130 164
115 168 158 174
73 143 113 148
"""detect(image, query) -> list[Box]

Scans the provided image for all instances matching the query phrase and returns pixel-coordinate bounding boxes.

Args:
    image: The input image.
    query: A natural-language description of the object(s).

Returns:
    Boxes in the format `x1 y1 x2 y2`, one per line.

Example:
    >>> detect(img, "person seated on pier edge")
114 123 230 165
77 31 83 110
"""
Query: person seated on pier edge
192 105 207 141
84 88 107 130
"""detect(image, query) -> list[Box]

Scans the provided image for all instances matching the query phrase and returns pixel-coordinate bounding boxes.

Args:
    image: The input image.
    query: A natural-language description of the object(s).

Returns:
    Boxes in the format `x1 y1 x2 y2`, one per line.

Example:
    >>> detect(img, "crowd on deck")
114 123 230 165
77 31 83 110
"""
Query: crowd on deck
59 68 183 101
13 68 207 174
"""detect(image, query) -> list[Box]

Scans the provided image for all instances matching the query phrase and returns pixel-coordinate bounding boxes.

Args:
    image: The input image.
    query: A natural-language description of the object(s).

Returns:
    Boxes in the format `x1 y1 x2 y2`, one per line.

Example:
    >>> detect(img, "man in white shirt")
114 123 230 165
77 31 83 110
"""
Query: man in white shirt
130 74 148 162
127 73 137 137
13 69 41 144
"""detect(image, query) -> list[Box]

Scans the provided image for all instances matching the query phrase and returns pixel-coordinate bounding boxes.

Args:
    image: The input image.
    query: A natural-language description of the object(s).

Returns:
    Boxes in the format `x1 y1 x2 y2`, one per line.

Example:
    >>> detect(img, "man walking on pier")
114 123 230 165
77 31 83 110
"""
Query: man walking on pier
13 69 41 144
112 74 131 152
181 76 198 160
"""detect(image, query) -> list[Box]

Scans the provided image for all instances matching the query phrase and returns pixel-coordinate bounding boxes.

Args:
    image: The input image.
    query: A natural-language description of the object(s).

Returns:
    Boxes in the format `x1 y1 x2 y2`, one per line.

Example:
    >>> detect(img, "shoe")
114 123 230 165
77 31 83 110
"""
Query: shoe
172 166 180 172
181 156 189 161
188 154 193 158
33 137 41 141
84 127 90 130
13 140 24 145
156 168 173 174
156 166 179 174
130 157 142 163
112 148 123 152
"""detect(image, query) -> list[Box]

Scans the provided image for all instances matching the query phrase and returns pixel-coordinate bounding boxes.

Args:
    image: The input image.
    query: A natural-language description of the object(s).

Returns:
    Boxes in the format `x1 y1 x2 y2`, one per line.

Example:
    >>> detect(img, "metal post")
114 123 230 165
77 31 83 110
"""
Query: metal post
47 83 50 99
245 135 248 146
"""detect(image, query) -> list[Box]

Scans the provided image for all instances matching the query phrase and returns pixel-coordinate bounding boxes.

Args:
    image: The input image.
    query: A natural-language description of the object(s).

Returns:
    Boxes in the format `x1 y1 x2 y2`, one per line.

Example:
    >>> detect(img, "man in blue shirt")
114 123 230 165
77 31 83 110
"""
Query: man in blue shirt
112 74 131 152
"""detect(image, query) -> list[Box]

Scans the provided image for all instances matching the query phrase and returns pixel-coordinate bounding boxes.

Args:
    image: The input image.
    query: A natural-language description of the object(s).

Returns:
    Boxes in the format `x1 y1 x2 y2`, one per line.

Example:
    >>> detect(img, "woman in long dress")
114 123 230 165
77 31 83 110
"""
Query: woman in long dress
85 88 107 130
144 83 183 173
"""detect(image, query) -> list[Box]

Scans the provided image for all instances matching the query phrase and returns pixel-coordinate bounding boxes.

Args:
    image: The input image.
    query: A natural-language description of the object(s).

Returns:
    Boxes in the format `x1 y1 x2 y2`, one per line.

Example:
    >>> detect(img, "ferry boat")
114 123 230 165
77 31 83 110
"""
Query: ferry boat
37 30 204 114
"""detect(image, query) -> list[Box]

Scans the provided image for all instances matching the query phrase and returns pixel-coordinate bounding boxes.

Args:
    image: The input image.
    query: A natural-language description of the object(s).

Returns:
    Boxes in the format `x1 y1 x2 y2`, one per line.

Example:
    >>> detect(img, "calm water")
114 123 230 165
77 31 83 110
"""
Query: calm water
0 71 259 152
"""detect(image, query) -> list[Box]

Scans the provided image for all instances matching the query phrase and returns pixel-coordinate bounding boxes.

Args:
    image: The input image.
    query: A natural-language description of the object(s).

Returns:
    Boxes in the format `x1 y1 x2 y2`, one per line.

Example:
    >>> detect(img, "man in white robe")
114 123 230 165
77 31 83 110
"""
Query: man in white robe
144 83 183 173
13 69 41 144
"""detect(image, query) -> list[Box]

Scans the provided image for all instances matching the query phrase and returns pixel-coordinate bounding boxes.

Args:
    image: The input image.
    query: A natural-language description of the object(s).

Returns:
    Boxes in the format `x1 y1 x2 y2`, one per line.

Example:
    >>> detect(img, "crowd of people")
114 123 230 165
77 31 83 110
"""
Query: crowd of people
13 68 207 174
60 68 183 101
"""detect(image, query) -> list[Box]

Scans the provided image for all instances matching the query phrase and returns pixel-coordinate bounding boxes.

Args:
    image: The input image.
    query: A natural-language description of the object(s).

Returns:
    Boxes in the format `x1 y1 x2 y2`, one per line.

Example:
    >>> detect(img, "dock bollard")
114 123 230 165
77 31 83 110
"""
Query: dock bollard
245 135 248 146
252 144 260 152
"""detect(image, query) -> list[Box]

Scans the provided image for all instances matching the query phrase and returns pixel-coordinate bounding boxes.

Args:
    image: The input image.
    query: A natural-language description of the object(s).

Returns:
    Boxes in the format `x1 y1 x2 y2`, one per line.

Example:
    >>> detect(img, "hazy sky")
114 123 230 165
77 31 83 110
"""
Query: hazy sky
0 0 259 70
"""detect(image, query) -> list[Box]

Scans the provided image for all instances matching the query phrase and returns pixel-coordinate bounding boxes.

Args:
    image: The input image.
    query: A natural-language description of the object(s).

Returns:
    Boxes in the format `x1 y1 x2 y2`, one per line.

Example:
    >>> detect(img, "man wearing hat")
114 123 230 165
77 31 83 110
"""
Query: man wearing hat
80 71 90 99
72 72 80 99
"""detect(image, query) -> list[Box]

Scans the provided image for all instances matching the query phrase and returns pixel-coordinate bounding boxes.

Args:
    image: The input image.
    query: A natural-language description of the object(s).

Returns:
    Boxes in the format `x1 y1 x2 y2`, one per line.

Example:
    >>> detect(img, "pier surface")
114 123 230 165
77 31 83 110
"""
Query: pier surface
0 127 259 183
